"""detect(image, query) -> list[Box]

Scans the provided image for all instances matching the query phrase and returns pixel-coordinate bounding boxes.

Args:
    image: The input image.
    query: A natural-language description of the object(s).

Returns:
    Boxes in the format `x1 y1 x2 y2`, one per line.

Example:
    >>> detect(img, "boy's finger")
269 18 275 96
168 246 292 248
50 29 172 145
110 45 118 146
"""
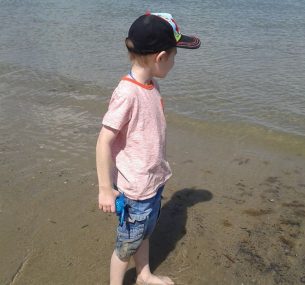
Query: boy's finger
98 202 106 210
102 205 110 212
110 204 116 213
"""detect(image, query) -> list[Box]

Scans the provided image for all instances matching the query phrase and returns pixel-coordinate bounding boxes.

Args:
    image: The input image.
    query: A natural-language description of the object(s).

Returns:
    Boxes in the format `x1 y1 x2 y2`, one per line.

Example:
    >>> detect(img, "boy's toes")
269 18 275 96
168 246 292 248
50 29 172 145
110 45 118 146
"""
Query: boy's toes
136 274 174 285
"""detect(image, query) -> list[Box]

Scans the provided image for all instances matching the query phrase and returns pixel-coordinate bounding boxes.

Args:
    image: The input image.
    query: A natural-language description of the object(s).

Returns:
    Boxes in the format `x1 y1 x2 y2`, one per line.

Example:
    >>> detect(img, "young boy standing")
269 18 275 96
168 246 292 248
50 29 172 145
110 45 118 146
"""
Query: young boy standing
96 12 200 285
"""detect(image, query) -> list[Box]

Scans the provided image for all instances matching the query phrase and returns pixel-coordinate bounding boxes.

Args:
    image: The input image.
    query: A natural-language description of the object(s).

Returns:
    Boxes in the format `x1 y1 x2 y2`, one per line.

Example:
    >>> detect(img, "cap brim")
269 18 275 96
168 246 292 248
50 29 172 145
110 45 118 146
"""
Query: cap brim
177 34 201 49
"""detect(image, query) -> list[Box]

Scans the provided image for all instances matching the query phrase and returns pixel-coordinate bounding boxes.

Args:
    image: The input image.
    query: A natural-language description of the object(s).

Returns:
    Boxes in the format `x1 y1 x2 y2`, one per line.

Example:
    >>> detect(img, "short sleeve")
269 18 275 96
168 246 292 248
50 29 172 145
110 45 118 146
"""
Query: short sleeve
102 89 133 130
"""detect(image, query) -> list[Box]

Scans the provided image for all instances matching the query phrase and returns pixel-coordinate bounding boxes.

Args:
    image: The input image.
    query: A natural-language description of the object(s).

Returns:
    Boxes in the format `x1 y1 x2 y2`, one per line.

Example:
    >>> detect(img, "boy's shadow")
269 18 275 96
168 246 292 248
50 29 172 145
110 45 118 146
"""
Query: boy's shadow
123 187 213 285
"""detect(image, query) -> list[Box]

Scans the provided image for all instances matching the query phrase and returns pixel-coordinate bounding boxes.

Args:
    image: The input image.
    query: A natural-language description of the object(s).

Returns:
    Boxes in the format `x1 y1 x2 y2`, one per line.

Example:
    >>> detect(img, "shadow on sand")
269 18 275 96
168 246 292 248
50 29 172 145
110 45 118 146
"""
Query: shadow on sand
123 187 213 285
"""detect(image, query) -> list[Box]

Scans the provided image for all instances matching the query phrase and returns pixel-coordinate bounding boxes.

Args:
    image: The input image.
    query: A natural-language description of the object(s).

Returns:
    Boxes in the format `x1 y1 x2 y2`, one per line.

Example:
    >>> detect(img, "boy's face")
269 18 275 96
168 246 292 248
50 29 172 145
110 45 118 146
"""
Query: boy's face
154 48 177 78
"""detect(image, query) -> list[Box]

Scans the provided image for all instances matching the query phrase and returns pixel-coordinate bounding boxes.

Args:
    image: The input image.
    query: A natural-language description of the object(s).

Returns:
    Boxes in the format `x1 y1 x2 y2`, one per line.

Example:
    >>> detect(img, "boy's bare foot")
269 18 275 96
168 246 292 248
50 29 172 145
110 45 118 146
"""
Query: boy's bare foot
136 274 174 285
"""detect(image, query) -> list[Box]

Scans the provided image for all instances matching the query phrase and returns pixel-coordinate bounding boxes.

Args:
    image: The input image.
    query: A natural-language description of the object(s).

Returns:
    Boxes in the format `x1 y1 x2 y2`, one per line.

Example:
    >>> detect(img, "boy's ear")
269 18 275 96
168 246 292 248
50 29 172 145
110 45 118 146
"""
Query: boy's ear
155 51 167 63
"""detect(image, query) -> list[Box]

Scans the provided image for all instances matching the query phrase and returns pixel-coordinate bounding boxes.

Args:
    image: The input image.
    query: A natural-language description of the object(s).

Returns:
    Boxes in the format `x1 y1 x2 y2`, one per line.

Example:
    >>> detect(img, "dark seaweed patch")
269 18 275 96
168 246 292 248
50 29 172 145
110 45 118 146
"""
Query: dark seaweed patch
238 243 266 272
279 236 295 250
223 219 232 227
266 176 279 184
280 219 301 227
282 201 305 208
243 208 273 216
294 209 305 217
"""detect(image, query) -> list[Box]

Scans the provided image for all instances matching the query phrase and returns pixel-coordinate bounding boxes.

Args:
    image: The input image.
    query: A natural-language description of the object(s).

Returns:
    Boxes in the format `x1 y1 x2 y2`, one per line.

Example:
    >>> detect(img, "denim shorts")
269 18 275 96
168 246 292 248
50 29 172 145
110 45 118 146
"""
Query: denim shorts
115 185 164 261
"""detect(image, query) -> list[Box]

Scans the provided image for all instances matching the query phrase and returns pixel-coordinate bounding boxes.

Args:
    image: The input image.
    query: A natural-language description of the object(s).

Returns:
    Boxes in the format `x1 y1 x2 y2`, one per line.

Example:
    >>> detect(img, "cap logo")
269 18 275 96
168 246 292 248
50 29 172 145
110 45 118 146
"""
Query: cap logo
151 13 182 42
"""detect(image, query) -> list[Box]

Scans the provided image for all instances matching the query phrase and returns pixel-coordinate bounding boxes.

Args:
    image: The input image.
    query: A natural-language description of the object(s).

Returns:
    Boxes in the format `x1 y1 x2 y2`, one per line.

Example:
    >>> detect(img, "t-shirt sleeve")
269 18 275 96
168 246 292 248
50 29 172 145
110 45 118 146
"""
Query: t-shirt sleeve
102 89 133 131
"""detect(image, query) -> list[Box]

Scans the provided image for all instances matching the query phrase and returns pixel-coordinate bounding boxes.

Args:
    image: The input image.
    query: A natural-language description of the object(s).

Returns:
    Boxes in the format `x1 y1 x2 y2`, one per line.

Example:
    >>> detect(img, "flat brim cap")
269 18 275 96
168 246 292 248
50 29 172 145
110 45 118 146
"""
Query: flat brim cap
126 13 201 54
177 34 201 49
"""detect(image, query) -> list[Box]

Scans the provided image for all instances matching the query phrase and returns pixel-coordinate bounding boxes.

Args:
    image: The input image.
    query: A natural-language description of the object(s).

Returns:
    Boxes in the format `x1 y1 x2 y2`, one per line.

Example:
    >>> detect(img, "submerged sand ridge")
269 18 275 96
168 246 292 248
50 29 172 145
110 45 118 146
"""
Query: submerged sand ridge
0 65 305 284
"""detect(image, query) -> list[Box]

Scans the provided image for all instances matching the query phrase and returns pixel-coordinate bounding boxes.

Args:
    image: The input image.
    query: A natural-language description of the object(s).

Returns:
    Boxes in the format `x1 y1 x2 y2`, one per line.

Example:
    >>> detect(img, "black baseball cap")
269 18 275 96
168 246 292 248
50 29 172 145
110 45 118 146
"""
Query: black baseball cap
126 12 201 54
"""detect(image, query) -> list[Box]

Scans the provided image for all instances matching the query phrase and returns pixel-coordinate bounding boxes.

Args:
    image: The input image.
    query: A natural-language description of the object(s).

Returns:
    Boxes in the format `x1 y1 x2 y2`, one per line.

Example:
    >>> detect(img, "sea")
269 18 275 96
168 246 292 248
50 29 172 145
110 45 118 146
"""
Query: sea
0 0 305 140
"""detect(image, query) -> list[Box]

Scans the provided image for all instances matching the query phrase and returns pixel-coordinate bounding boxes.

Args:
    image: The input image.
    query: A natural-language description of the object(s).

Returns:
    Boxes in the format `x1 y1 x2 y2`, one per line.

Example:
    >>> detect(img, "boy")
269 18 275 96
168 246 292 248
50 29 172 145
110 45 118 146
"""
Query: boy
96 12 200 285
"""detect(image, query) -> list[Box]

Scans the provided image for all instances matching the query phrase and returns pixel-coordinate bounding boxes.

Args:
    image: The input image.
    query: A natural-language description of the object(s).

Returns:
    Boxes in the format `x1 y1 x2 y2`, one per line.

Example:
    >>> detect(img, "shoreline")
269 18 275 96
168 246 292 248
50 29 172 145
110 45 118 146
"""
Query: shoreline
1 61 305 146
0 65 305 284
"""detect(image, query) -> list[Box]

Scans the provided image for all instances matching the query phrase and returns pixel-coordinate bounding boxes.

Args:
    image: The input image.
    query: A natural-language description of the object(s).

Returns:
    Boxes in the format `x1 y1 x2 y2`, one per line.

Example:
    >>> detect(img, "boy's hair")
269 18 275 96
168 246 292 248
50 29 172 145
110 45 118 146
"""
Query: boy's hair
125 38 176 66
126 12 201 56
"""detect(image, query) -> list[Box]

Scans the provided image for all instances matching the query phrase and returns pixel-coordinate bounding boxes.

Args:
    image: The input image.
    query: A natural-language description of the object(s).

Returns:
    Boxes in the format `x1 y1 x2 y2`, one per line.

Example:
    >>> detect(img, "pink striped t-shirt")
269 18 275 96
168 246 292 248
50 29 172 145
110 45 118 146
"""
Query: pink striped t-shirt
102 76 172 200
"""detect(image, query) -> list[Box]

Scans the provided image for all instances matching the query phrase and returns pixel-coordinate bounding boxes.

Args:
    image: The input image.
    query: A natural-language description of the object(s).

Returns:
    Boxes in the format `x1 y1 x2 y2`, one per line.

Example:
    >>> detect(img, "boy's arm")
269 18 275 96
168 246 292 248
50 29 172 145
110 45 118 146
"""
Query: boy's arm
96 125 120 213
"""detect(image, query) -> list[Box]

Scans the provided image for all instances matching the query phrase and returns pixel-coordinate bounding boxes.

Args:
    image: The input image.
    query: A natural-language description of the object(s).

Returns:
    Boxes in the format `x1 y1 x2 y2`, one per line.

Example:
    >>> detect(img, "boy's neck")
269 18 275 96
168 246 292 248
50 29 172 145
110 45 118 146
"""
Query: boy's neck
130 64 153 85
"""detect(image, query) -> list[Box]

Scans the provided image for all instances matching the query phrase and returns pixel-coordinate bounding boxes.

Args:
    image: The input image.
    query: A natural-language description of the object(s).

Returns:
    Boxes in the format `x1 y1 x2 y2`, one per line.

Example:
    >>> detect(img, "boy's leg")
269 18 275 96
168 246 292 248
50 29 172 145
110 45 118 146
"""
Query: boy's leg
134 239 174 285
110 250 129 285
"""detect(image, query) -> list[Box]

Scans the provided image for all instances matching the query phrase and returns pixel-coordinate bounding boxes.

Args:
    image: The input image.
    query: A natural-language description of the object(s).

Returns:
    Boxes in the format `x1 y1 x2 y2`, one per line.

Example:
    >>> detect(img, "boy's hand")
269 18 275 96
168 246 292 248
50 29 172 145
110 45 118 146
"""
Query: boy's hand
98 187 120 213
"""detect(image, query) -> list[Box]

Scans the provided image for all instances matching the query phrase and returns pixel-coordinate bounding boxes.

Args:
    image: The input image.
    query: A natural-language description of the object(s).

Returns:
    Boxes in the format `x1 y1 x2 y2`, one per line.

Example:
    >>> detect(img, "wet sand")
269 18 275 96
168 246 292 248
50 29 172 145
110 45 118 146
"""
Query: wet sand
1 66 305 285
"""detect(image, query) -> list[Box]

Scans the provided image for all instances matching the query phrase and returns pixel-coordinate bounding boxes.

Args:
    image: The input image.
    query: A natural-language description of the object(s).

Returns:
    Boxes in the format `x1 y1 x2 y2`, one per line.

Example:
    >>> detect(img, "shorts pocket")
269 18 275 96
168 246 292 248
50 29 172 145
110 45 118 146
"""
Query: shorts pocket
117 218 146 241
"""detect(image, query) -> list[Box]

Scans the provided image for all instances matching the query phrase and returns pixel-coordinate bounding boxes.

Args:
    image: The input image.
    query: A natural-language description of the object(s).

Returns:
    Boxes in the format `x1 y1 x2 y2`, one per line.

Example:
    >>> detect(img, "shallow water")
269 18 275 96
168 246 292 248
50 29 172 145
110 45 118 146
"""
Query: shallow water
1 62 305 159
0 0 305 137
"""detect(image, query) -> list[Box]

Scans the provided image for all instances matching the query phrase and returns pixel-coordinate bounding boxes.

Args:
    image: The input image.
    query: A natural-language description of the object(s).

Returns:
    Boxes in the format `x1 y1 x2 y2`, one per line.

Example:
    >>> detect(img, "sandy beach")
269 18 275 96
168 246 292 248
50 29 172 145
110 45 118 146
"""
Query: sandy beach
1 66 305 285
